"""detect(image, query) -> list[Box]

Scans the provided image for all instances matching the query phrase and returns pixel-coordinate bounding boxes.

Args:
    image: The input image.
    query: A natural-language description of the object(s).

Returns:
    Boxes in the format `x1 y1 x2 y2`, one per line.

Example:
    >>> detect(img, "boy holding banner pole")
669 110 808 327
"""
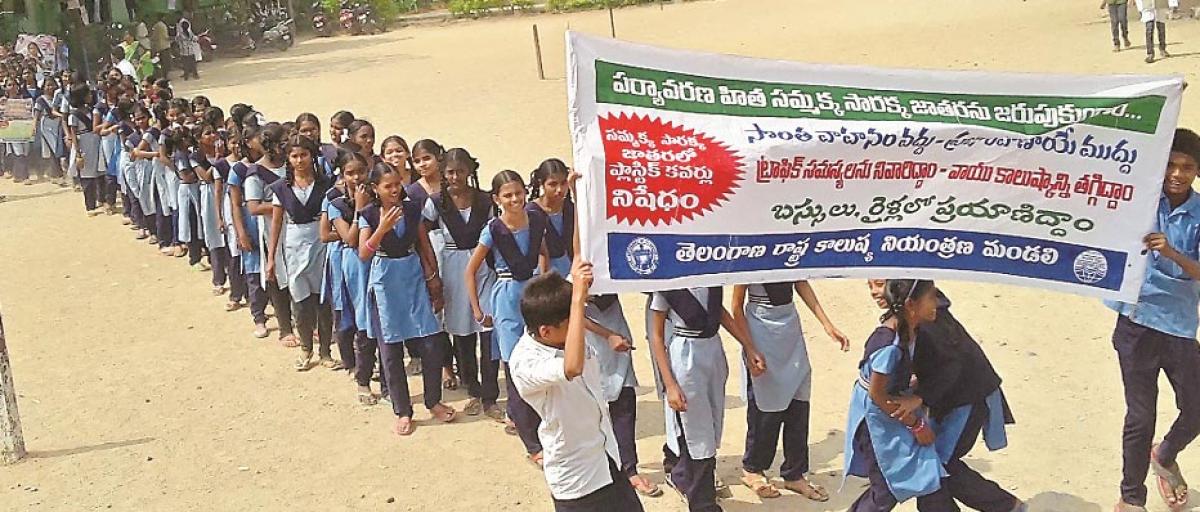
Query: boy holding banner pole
1105 128 1200 512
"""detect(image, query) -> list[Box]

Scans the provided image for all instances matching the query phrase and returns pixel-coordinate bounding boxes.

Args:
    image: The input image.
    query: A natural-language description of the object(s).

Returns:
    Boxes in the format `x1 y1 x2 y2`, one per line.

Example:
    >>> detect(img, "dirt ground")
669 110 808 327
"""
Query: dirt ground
3 0 1200 510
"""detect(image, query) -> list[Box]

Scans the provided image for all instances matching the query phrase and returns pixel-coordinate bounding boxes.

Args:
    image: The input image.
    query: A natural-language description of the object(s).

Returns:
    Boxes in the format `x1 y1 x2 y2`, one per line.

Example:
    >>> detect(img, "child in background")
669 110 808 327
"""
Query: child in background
1135 0 1174 63
213 125 249 312
245 123 298 346
226 124 271 337
196 122 233 297
171 127 207 268
295 113 335 178
510 262 645 512
527 158 573 276
330 110 355 146
424 148 502 419
1102 0 1133 52
65 83 105 216
268 134 335 370
317 147 357 373
843 279 950 511
466 170 549 464
347 120 377 165
649 286 765 512
358 162 456 435
732 281 848 500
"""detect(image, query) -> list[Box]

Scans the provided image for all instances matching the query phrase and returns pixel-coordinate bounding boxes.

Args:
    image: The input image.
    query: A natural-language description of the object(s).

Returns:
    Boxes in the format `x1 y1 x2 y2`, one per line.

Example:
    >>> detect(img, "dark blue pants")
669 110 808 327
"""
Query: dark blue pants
848 424 958 512
453 332 500 406
667 412 720 512
333 309 357 370
353 330 380 388
227 255 247 303
245 272 268 325
552 457 645 512
294 294 332 358
609 386 639 477
1113 315 1200 506
380 335 448 418
211 246 231 288
742 395 810 481
504 361 543 455
941 400 1017 512
1145 21 1167 57
265 278 294 337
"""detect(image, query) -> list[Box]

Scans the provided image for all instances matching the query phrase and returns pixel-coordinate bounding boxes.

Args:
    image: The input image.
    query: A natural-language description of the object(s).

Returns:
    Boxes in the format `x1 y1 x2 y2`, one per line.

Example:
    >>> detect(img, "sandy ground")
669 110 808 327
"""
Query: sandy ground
3 0 1200 510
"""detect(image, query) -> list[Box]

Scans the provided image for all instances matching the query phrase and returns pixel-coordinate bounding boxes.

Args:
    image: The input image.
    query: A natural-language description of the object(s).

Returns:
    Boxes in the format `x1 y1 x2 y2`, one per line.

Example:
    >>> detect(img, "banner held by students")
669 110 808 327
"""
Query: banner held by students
566 32 1184 301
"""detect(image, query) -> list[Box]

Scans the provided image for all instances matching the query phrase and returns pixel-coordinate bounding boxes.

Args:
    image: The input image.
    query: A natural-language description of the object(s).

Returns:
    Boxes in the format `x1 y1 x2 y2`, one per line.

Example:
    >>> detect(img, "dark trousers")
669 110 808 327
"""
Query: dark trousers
180 54 199 79
743 395 811 481
552 457 645 512
1109 3 1129 45
1145 21 1167 57
849 424 958 512
941 400 1018 512
266 279 295 337
505 362 544 454
1113 315 1200 506
227 255 247 302
81 176 102 211
102 175 118 206
333 310 357 369
667 413 720 512
10 154 29 181
294 294 333 358
121 190 133 217
245 272 268 325
354 331 380 388
129 196 146 229
453 333 501 405
379 335 448 417
609 387 639 477
183 206 203 266
152 187 174 247
211 246 231 288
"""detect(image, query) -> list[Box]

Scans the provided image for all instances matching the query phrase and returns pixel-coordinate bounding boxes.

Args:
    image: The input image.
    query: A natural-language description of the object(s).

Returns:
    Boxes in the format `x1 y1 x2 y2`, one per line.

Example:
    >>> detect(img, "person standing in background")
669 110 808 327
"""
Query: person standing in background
1101 0 1132 52
151 15 172 79
1134 0 1175 63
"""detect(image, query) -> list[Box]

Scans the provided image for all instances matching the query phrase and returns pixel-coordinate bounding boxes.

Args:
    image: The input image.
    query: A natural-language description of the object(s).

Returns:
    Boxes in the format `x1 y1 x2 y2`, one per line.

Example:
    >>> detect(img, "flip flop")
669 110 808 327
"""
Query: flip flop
431 403 457 423
279 335 300 348
295 351 314 372
741 472 781 499
394 417 415 436
1152 444 1189 511
357 392 379 406
782 478 829 502
443 375 459 391
630 475 663 498
526 452 544 470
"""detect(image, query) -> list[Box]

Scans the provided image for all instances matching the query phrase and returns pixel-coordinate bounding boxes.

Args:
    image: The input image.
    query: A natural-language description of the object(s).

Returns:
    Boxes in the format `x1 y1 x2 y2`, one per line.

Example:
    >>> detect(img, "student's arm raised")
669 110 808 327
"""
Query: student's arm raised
564 260 593 380
795 281 850 351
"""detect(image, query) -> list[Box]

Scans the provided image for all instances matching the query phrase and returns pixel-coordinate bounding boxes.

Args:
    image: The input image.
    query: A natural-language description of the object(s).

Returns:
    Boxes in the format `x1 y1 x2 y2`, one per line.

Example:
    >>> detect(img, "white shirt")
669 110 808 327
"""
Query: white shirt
510 334 621 500
115 59 137 78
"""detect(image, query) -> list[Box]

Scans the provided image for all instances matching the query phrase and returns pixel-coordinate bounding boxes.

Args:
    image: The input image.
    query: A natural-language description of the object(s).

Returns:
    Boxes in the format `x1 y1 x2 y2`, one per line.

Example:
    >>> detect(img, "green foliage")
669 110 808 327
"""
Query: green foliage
448 0 533 17
320 0 409 18
546 0 658 12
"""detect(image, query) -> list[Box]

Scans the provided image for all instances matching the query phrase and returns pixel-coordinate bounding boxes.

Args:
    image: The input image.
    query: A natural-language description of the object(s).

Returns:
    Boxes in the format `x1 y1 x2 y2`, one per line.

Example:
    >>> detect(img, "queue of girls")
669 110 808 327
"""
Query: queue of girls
60 63 1194 511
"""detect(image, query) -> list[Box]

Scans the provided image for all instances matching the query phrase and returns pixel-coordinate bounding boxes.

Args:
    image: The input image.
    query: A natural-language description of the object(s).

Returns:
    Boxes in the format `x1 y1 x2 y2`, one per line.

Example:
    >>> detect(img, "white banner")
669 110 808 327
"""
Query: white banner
566 32 1184 301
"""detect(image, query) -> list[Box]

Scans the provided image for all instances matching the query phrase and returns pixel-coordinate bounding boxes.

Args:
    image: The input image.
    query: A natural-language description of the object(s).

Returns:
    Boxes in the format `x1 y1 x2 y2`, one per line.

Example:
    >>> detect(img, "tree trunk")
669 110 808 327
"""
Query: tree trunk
0 310 26 465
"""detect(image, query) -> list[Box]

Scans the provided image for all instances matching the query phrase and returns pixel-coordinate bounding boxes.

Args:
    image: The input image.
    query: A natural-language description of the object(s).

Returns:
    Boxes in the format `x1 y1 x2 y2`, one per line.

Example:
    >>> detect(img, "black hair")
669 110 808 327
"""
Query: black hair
347 119 374 149
110 46 123 60
520 272 573 333
335 148 370 209
529 158 570 201
168 97 189 116
881 279 936 345
67 83 92 109
295 112 321 137
259 122 287 165
282 121 297 136
490 170 527 216
438 147 481 215
203 106 225 130
191 95 211 112
240 110 260 130
379 134 414 178
229 103 252 129
330 110 355 142
1173 128 1200 166
283 134 321 186
366 160 406 207
412 139 445 160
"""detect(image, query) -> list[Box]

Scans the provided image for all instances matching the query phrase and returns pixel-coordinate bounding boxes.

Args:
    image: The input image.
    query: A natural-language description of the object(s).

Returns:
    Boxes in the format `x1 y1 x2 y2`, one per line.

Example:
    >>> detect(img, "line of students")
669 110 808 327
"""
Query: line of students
52 72 1098 512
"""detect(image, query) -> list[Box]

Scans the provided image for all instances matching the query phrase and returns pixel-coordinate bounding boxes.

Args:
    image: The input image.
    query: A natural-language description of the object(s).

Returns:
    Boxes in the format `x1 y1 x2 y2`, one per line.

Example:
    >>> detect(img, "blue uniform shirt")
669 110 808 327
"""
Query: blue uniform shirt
1106 192 1200 339
478 222 531 273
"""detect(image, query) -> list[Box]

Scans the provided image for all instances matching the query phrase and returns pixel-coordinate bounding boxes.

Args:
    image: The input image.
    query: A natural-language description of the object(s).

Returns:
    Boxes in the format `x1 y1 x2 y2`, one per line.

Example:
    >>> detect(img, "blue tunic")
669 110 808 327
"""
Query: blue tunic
546 211 570 276
226 163 261 274
322 196 346 312
931 389 1010 464
479 219 537 361
842 326 946 502
358 204 440 344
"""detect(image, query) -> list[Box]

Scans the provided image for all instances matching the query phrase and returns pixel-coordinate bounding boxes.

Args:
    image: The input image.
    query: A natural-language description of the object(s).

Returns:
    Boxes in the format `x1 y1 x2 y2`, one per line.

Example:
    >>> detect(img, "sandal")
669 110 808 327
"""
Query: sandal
630 474 663 497
741 471 781 499
504 419 518 436
430 403 457 423
294 350 314 371
527 452 544 470
225 301 244 312
484 404 506 422
394 416 415 436
1152 444 1189 511
319 357 340 369
716 475 733 499
782 477 829 502
463 398 483 416
357 392 379 406
279 334 300 348
443 375 459 391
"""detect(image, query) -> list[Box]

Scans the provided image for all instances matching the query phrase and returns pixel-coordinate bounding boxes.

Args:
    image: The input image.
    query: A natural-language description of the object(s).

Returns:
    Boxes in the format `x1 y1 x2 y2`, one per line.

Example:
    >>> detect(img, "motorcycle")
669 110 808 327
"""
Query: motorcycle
261 15 295 51
196 30 217 62
354 3 382 35
312 2 332 37
339 2 357 34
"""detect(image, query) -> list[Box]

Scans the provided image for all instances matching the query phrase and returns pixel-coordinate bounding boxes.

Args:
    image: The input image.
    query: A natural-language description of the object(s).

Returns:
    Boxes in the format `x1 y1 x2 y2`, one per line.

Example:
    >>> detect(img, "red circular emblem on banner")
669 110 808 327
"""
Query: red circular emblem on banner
600 113 743 226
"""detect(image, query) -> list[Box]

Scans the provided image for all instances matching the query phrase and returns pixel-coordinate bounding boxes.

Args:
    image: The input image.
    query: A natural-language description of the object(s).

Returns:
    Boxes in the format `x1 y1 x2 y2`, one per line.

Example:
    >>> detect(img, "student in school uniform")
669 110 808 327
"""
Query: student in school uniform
65 83 105 216
510 262 645 512
731 281 849 501
527 158 574 276
128 106 159 242
150 101 182 256
33 78 66 186
245 123 298 347
582 292 662 499
465 170 549 465
267 134 336 371
408 139 457 390
424 148 503 419
212 125 248 312
171 128 207 269
325 150 381 403
843 279 952 512
226 125 271 338
195 122 233 297
295 113 336 179
358 162 456 436
865 279 1023 512
317 148 357 373
649 286 767 512
1106 128 1200 512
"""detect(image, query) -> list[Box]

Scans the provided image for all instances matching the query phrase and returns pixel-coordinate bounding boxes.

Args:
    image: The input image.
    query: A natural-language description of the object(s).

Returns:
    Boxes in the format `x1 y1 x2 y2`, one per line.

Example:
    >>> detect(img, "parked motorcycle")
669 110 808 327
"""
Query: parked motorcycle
312 2 333 37
339 2 357 34
354 3 383 35
261 16 295 51
196 30 217 62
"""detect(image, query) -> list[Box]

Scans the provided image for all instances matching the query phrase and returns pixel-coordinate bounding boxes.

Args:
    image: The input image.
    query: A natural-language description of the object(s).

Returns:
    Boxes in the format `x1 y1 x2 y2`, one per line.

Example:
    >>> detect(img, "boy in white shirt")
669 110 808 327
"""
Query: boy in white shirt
510 261 645 512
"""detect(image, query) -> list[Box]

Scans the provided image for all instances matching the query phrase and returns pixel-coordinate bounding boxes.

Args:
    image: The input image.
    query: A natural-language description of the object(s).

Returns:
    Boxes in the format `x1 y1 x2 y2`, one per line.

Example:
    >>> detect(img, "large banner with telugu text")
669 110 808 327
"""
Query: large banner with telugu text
566 32 1185 301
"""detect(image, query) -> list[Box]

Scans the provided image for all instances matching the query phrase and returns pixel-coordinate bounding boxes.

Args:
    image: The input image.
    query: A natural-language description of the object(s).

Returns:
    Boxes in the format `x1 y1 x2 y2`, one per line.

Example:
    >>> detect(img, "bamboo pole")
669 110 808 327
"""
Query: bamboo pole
0 310 26 465
532 24 545 80
608 3 615 38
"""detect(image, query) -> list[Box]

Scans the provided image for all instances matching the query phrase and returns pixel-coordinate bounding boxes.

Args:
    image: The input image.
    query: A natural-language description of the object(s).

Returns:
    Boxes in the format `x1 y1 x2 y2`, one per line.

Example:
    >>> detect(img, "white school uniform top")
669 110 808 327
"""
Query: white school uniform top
1135 0 1177 22
510 333 621 500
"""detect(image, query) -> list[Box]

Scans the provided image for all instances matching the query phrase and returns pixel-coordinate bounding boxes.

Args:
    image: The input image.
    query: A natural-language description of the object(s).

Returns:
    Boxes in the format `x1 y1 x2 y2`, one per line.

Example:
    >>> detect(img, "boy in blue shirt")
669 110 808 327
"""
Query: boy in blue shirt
1107 128 1200 512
